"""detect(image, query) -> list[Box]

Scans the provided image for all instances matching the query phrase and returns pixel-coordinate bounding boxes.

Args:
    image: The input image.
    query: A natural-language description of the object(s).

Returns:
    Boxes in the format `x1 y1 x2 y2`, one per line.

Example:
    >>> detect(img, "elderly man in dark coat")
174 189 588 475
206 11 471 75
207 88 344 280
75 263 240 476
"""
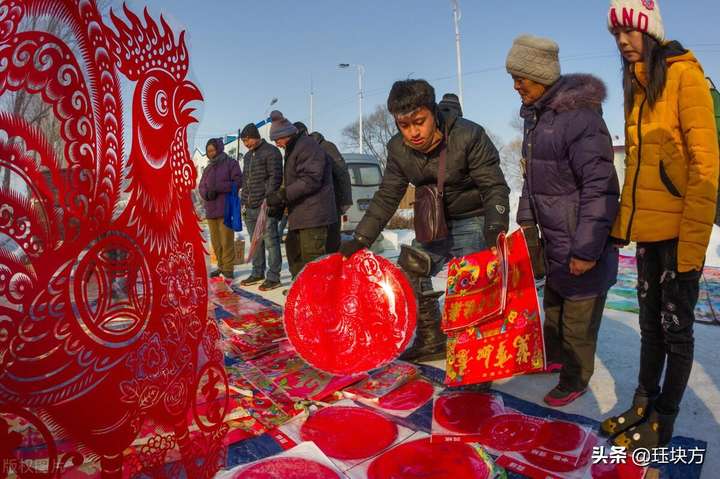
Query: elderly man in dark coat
266 111 336 280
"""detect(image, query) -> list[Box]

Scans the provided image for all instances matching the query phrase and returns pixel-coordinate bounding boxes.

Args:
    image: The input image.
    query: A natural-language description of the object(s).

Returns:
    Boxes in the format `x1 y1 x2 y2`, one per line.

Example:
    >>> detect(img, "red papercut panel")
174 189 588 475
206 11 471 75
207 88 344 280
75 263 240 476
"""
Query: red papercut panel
433 392 505 436
231 457 341 479
249 348 366 401
378 379 434 411
284 252 417 375
300 406 398 460
0 2 226 477
367 437 490 479
522 421 596 473
478 413 543 453
344 361 419 399
445 230 545 386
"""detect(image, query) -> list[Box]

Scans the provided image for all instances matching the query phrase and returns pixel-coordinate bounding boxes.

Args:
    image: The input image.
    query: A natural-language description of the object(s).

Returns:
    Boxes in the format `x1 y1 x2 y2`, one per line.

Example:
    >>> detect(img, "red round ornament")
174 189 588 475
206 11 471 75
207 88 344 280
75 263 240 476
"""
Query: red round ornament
367 437 490 479
434 392 505 434
232 457 341 479
300 406 399 460
379 379 434 411
477 413 541 452
284 252 417 375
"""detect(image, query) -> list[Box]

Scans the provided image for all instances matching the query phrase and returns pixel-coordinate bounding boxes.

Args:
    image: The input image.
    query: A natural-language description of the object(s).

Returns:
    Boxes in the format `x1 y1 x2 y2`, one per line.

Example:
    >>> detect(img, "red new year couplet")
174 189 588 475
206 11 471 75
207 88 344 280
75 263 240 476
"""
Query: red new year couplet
444 230 545 386
284 251 417 375
0 1 227 477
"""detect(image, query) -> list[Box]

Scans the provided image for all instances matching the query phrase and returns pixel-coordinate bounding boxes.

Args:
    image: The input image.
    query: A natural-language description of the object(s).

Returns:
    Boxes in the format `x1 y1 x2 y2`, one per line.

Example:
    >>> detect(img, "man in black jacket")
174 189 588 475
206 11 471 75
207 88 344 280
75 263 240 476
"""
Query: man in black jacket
340 79 510 362
266 111 336 279
309 131 353 253
239 123 284 291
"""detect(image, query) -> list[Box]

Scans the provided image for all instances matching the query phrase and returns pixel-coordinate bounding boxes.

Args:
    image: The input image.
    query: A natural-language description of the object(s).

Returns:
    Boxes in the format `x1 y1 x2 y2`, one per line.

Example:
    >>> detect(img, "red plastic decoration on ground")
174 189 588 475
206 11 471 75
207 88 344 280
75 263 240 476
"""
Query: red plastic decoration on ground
232 457 341 479
478 414 542 452
523 422 596 473
300 406 398 460
367 437 490 479
284 251 417 375
434 392 505 434
378 379 434 411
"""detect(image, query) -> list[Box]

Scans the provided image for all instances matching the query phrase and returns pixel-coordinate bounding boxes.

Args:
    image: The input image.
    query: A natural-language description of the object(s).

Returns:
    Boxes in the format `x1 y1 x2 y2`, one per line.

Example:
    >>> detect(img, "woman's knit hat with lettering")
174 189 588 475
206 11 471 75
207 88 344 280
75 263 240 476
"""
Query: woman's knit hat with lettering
608 0 665 43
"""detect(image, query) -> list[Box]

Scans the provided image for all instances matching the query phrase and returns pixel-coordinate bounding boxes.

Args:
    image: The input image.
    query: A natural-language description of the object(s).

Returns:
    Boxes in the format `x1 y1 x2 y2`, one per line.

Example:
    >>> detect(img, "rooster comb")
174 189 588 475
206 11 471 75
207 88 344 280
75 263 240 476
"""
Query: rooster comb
106 5 189 81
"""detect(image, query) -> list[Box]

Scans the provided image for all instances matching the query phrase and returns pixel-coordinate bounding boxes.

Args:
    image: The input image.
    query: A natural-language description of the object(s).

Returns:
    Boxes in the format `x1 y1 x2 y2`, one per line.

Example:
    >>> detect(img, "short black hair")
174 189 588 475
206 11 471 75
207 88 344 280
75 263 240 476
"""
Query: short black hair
387 79 437 116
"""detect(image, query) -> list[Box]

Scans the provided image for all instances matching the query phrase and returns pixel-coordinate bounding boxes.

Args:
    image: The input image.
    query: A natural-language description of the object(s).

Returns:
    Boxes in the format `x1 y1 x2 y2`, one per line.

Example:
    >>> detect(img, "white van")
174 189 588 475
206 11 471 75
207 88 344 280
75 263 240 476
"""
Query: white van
342 154 383 233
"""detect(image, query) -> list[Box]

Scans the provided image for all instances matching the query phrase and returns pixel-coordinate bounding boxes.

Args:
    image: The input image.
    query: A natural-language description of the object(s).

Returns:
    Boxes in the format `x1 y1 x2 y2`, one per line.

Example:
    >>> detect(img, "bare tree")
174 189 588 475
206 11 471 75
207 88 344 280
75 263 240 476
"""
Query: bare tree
2 1 115 190
342 105 396 170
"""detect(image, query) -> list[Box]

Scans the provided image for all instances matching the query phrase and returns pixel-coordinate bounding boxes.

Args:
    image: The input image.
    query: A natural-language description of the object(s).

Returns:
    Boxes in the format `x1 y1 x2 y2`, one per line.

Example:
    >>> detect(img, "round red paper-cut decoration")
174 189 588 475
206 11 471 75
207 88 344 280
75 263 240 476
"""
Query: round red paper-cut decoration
537 421 586 452
300 406 398 460
233 457 341 479
367 437 489 479
379 379 434 411
523 423 597 473
284 252 417 375
434 392 505 434
477 413 541 452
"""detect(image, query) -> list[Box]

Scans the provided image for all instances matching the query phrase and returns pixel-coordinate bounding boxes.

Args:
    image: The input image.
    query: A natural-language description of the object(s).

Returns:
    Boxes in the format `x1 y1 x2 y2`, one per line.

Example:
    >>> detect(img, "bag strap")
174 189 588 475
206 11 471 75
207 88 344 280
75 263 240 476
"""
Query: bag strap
437 146 447 197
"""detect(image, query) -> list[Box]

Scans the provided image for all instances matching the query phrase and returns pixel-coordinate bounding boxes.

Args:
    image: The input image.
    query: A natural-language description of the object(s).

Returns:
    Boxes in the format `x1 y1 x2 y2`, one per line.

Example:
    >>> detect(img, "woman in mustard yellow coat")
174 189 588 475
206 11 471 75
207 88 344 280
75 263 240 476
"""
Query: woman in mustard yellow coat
601 0 719 451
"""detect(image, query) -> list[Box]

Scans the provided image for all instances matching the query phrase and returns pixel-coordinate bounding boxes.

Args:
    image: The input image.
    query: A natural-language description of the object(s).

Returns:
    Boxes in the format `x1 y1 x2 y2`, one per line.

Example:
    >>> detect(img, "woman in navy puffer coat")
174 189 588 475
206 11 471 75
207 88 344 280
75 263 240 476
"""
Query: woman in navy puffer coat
508 35 620 407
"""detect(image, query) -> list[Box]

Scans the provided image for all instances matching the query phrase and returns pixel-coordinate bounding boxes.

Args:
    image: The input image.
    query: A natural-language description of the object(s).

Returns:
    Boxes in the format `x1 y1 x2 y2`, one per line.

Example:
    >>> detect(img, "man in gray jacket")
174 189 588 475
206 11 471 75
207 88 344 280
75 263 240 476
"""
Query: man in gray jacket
240 123 284 291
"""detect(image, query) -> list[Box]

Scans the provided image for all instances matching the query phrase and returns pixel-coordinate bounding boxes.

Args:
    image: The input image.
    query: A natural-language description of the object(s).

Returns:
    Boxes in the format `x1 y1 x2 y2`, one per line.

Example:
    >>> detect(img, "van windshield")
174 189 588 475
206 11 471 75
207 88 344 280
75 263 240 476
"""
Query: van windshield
348 163 382 187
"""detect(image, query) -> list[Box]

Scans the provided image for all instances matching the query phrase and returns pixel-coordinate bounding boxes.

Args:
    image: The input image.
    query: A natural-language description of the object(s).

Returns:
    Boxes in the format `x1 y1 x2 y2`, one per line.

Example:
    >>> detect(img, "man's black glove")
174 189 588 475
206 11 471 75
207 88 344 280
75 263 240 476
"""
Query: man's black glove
206 190 218 201
484 223 505 249
266 188 287 208
339 235 370 258
268 206 284 220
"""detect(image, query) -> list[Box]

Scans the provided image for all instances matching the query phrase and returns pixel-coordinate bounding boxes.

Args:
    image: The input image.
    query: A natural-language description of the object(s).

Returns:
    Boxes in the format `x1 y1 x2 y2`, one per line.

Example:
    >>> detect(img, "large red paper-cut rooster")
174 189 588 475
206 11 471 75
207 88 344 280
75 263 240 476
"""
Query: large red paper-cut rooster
0 1 228 477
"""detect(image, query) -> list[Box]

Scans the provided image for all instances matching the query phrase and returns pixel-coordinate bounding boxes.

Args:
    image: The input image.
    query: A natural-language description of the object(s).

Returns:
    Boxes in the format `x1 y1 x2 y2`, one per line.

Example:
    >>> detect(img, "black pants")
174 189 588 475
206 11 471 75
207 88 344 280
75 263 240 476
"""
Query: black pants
286 226 328 279
635 239 699 414
543 286 606 391
326 217 342 254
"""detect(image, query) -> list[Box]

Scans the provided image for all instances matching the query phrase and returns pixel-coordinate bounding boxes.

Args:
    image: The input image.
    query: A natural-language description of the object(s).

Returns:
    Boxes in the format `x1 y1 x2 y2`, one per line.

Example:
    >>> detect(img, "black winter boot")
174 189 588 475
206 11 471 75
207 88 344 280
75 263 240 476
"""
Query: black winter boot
613 407 677 451
397 245 446 363
399 289 446 362
600 393 655 438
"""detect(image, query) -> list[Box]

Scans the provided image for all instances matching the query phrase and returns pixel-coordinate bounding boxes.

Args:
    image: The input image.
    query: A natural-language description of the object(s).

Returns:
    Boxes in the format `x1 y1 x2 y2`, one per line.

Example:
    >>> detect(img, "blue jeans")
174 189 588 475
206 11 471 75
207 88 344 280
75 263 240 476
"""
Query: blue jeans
278 213 288 239
243 207 282 282
412 215 486 279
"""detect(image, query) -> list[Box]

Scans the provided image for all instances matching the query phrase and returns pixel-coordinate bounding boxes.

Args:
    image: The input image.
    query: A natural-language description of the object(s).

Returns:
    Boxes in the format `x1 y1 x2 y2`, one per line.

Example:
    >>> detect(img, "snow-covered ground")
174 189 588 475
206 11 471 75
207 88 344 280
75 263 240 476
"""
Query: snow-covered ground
225 224 720 477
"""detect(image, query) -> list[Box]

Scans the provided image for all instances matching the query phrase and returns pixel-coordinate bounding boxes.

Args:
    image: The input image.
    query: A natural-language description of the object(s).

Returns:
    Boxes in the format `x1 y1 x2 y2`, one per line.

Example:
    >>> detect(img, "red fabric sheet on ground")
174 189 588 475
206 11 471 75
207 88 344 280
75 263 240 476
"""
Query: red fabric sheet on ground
378 379 435 411
300 406 398 460
366 437 490 479
284 251 416 375
231 457 341 479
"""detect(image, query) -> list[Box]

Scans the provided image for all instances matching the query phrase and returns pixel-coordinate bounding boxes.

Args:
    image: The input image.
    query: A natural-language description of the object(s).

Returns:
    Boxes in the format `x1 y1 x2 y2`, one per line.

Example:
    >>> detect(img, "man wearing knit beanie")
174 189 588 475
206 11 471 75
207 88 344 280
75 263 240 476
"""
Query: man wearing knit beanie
265 110 337 282
269 110 298 142
240 122 284 291
608 0 665 43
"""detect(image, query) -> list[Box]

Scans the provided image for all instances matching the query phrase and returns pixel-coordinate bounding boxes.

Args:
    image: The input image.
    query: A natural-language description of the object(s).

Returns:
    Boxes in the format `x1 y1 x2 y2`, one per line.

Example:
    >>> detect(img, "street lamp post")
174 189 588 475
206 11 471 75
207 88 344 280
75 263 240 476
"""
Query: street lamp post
450 0 464 108
339 63 365 154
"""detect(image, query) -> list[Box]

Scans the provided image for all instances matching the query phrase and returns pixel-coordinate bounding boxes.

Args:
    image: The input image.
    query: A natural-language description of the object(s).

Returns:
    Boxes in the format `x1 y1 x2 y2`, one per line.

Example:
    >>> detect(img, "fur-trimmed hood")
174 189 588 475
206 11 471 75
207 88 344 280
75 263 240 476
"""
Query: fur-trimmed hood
541 74 607 113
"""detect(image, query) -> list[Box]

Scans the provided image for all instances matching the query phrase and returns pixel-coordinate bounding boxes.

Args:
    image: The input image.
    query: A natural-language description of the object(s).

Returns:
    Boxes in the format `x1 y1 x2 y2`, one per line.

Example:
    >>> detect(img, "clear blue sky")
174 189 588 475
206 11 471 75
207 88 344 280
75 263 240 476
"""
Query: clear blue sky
136 0 720 153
